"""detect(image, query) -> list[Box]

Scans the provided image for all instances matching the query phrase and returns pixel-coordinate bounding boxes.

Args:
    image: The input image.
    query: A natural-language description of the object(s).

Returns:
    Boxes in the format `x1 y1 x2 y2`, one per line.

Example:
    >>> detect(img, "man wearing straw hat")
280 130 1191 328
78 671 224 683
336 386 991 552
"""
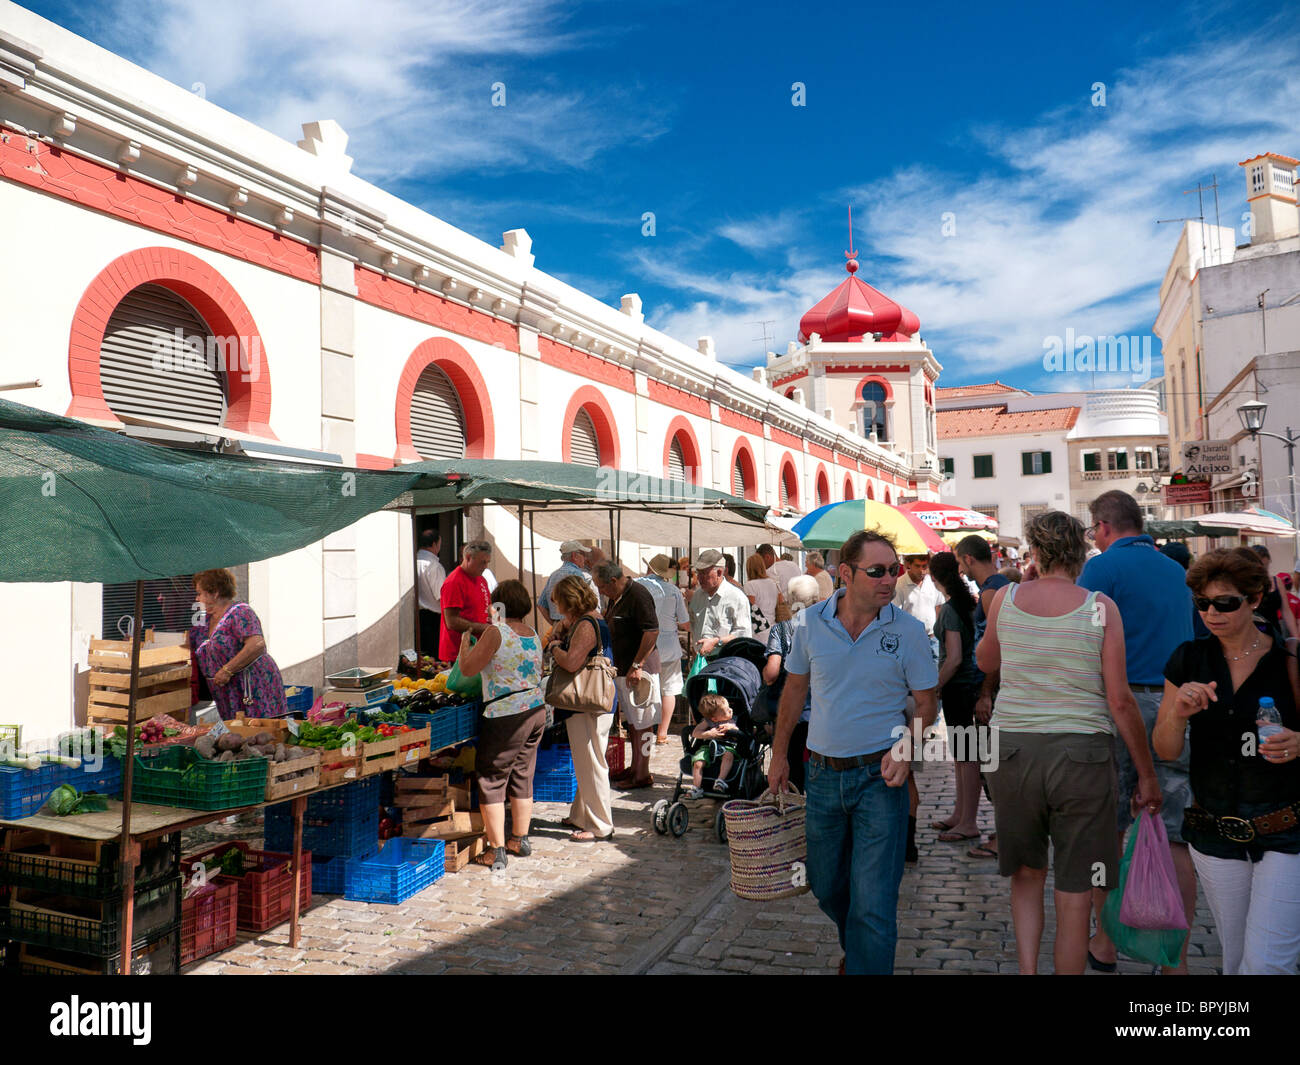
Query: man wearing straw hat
769 529 938 975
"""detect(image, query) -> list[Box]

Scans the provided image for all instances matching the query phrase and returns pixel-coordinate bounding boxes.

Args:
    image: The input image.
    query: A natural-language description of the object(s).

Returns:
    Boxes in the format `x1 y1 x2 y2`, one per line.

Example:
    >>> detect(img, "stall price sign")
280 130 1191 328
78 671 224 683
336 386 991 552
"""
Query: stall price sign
1182 440 1232 480
1163 481 1212 506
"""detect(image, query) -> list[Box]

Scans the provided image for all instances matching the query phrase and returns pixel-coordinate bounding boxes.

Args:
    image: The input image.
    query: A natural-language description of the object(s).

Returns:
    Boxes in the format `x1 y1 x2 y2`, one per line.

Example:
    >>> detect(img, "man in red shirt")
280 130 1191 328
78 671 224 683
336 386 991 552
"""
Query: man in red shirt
438 540 494 661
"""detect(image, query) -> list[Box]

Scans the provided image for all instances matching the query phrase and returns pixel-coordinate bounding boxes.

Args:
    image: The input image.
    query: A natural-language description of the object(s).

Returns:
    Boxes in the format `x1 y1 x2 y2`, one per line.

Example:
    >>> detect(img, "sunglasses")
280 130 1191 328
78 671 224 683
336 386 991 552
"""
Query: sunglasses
849 561 904 579
1193 594 1247 614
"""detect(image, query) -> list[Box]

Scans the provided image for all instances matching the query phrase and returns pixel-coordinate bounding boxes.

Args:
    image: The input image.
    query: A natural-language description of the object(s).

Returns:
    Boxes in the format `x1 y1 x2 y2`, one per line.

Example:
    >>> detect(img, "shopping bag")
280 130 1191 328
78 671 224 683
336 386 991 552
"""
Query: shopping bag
1100 817 1187 968
447 636 482 697
1119 810 1189 930
686 654 708 681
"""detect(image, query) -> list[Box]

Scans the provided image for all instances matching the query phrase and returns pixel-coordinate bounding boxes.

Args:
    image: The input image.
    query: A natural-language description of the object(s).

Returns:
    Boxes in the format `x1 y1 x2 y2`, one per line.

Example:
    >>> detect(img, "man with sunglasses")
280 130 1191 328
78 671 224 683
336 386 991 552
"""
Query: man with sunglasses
768 530 939 975
1077 490 1196 973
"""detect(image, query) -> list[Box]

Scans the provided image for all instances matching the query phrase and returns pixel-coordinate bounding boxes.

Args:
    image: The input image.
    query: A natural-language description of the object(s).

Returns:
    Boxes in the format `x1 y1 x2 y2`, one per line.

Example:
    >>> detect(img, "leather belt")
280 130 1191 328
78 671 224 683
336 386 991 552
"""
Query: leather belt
1130 684 1164 693
1183 802 1300 844
808 749 890 771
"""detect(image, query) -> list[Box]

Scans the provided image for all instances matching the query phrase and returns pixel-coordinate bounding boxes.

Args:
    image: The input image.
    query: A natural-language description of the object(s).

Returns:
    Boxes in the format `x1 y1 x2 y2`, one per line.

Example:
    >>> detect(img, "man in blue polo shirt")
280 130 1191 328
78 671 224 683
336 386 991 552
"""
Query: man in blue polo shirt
769 530 938 975
1077 490 1197 974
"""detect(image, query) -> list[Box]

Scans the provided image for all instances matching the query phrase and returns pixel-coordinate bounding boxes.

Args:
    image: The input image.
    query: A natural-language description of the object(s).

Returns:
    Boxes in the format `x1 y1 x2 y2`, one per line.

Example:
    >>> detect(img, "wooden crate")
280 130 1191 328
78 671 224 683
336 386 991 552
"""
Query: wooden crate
438 832 487 872
401 810 484 839
222 722 321 801
86 638 191 727
317 755 361 787
358 727 431 777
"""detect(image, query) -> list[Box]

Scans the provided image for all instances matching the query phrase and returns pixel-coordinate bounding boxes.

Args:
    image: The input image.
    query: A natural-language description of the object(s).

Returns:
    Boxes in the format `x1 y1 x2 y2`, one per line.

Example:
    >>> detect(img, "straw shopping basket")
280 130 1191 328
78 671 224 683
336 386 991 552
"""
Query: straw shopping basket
721 785 810 901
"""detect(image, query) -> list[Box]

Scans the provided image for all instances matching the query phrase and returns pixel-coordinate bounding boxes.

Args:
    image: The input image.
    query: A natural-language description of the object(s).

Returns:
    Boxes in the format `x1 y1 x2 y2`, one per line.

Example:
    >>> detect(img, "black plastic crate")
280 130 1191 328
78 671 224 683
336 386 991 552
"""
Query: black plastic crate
10 928 180 975
1 877 182 956
0 833 179 899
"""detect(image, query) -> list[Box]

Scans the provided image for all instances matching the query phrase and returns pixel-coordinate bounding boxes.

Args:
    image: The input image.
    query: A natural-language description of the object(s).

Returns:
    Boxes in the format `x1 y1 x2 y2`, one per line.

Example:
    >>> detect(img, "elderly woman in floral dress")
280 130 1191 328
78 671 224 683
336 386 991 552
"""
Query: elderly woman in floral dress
186 568 288 720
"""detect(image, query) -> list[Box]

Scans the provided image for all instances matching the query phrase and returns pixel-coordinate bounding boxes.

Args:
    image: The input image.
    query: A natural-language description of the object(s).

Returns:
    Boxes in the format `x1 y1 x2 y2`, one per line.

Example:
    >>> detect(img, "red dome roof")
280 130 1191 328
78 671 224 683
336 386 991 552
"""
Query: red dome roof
798 261 920 343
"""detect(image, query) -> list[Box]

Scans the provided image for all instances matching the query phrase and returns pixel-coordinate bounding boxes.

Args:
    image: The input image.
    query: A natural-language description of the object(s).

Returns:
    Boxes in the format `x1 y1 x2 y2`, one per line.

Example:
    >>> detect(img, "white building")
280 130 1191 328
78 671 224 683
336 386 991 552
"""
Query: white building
1153 151 1300 571
0 6 940 736
936 383 1168 541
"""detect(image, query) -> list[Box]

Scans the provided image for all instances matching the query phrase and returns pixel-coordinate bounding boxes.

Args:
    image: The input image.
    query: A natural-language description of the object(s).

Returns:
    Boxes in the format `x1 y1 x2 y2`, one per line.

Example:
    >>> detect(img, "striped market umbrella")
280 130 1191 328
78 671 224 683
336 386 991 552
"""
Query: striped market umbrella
902 501 999 531
791 499 946 554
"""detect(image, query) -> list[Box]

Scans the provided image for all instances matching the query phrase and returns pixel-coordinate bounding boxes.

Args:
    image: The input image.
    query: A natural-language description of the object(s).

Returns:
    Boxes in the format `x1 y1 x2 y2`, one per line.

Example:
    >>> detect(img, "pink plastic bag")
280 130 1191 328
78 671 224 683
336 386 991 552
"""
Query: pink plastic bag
1118 810 1189 930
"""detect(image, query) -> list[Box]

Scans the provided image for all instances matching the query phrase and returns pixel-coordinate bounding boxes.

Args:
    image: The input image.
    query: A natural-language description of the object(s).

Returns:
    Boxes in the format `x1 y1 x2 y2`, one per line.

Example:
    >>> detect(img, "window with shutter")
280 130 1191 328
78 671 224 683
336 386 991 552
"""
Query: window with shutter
570 408 601 467
667 437 686 482
100 284 227 424
973 455 994 478
1083 451 1101 472
779 470 789 508
732 457 746 497
410 365 466 460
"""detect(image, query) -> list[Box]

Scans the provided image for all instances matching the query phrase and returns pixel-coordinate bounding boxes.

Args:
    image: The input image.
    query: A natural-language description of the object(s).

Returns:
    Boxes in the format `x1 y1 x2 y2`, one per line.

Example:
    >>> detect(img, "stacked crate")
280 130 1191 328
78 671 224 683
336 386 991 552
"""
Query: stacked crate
0 830 182 975
85 636 191 729
264 778 382 894
533 744 578 803
393 772 486 872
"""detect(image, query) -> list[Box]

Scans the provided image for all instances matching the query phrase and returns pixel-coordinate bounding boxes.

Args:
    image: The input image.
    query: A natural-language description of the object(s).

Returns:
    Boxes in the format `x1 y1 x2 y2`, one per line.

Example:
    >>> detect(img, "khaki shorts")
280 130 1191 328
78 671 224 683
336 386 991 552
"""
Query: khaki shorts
986 731 1119 894
659 655 684 698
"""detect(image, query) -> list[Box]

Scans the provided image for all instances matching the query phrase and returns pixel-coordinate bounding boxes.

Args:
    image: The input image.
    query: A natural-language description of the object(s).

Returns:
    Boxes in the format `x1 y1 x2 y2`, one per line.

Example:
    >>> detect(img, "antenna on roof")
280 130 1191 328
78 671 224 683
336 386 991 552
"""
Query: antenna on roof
752 320 777 362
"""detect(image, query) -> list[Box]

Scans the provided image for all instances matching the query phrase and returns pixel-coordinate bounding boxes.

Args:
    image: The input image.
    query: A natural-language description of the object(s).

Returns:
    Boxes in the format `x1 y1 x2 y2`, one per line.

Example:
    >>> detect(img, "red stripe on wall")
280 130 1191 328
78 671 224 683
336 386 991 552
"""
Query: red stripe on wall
719 408 764 435
0 134 320 284
538 337 635 391
770 427 804 450
648 379 709 417
809 442 833 461
354 267 518 349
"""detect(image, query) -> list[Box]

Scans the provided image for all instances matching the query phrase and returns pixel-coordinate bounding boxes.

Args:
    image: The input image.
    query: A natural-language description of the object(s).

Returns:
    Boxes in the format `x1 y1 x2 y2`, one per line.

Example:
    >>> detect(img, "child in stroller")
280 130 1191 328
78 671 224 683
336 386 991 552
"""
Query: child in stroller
650 646 770 841
687 694 741 798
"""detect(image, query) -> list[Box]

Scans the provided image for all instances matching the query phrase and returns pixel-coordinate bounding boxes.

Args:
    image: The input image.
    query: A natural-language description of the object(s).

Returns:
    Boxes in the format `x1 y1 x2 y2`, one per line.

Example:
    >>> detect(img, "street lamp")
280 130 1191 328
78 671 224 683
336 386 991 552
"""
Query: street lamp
1237 399 1299 554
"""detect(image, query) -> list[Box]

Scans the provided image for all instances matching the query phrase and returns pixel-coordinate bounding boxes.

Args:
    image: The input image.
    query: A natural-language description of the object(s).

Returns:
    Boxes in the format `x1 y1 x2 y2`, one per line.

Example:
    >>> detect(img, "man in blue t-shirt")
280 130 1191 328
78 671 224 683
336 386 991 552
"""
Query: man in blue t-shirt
1077 490 1195 974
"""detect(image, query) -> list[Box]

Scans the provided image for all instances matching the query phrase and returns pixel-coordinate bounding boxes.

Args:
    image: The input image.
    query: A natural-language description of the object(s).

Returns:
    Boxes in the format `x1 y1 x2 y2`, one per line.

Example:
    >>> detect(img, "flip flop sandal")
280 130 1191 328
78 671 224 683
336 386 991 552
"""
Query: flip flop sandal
929 819 957 831
937 830 980 842
570 830 614 842
506 835 532 857
967 843 998 859
1087 950 1118 974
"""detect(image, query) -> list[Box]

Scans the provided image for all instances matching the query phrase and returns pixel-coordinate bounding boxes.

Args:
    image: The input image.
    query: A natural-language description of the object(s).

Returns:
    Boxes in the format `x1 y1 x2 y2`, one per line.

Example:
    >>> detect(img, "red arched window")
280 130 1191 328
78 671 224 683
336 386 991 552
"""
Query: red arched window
663 417 702 485
867 482 875 501
562 386 620 468
778 454 800 510
395 337 494 462
729 438 759 502
843 475 854 500
815 466 830 508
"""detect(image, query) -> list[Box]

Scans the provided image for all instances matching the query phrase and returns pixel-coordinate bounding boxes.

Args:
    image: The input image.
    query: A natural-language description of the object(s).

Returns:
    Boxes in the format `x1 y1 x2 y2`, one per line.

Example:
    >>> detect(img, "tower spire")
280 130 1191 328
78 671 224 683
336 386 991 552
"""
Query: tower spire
845 205 859 274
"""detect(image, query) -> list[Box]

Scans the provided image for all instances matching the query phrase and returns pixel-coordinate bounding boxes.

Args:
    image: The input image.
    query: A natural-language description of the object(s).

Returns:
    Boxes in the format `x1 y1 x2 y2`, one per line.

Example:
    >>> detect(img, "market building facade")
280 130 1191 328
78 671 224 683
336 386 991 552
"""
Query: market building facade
0 8 941 738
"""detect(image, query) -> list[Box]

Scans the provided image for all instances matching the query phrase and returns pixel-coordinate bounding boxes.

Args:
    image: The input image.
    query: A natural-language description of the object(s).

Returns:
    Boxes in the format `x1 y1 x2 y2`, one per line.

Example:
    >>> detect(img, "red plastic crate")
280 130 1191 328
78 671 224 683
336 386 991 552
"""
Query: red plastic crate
180 879 238 965
606 735 627 776
182 841 312 933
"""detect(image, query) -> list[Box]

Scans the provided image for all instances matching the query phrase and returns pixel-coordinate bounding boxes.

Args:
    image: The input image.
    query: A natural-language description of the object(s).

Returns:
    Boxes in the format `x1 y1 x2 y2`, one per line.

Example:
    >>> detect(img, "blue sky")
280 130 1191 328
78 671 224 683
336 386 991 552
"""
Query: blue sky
18 0 1300 394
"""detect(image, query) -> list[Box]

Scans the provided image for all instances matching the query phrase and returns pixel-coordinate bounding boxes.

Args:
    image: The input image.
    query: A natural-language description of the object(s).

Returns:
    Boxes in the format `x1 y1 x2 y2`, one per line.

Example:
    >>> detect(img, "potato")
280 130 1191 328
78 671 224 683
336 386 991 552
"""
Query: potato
217 749 236 762
194 735 218 760
274 744 287 763
253 731 275 747
216 733 244 752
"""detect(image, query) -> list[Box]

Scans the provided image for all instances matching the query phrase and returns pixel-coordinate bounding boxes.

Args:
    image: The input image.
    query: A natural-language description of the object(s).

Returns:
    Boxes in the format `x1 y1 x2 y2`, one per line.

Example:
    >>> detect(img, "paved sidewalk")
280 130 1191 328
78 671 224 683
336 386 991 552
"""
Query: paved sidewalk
187 733 1223 975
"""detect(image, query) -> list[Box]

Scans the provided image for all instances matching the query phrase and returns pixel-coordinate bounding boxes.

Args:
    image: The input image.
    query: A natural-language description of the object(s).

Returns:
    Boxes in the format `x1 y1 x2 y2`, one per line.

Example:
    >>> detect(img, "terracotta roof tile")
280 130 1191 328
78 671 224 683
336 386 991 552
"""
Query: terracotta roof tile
938 405 1080 438
935 381 1025 399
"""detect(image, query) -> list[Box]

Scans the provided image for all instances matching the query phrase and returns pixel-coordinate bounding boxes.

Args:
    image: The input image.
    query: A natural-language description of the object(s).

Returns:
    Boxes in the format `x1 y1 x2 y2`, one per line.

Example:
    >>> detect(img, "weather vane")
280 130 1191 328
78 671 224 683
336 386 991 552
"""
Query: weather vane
845 205 859 274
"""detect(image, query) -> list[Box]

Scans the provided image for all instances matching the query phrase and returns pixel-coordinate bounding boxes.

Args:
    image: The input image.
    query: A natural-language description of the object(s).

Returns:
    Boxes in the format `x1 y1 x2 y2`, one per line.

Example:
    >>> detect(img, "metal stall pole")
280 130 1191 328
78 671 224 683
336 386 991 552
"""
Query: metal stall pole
518 503 526 582
609 509 616 563
529 511 541 634
117 580 144 976
411 511 421 659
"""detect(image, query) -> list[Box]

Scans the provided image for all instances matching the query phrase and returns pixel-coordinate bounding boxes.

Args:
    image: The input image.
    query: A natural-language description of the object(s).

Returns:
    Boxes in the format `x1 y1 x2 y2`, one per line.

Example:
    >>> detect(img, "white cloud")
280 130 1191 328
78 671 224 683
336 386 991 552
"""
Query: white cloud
78 0 666 178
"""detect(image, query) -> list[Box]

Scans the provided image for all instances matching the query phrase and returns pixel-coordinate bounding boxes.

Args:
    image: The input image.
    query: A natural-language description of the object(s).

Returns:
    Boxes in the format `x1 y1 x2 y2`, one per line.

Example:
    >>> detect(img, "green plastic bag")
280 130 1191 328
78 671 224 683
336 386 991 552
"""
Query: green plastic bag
447 636 483 697
686 654 708 682
1100 822 1187 968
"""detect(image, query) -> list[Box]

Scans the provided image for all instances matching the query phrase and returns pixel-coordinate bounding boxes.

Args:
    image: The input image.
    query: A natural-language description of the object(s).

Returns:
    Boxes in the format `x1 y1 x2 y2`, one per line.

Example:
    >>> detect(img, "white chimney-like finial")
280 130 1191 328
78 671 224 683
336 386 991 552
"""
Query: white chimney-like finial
297 120 354 174
620 293 644 323
697 336 715 359
501 229 535 268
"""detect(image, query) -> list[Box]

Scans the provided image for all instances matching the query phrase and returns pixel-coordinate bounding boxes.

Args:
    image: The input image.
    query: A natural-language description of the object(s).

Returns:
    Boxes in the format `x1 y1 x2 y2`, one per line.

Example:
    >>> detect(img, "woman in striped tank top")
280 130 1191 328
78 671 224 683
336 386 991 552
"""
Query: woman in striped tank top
977 511 1162 974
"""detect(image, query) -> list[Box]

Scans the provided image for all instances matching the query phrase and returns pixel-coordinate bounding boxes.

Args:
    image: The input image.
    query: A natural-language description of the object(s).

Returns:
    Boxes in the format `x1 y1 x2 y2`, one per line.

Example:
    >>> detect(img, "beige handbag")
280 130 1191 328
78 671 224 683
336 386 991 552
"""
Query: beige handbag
545 654 617 714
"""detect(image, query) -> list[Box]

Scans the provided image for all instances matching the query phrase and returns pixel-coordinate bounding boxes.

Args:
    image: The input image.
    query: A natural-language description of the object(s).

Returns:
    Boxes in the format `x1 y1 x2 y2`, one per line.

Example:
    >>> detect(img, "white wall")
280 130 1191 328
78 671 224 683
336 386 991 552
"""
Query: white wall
939 433 1070 539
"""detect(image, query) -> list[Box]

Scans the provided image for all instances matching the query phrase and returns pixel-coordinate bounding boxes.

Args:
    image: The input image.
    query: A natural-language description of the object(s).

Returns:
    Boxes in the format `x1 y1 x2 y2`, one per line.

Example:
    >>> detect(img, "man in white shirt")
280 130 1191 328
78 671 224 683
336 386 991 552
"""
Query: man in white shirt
892 555 944 643
637 555 691 745
416 529 446 658
759 543 800 595
538 541 596 623
688 549 753 654
806 552 835 601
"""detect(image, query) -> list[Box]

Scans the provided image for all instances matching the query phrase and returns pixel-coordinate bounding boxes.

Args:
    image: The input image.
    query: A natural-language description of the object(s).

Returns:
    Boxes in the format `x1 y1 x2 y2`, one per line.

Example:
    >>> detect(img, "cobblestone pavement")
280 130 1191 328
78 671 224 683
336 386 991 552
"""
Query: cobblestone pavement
187 731 1223 975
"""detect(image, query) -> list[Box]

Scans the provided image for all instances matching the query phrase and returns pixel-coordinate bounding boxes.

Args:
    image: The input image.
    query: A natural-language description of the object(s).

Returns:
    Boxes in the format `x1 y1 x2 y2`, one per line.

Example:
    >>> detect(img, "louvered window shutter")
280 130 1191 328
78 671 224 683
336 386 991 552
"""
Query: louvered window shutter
668 438 686 482
732 458 745 497
570 408 601 467
100 285 227 424
779 472 789 509
410 365 466 460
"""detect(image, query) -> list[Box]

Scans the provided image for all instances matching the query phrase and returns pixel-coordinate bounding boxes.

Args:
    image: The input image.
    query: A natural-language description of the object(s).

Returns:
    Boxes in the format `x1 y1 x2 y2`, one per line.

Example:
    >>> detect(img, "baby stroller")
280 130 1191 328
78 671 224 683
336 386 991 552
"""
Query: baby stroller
650 645 770 843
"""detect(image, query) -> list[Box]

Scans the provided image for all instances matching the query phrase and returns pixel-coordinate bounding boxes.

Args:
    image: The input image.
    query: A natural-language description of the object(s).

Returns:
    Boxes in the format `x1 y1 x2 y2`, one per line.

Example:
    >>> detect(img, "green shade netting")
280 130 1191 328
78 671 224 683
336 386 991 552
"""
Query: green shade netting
0 399 435 583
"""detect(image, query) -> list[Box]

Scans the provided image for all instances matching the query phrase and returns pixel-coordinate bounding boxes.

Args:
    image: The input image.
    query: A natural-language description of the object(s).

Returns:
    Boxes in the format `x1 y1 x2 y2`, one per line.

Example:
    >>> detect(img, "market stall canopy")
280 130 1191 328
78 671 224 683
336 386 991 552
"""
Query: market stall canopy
902 501 999 531
791 499 946 554
388 459 799 548
0 399 440 583
1147 510 1297 540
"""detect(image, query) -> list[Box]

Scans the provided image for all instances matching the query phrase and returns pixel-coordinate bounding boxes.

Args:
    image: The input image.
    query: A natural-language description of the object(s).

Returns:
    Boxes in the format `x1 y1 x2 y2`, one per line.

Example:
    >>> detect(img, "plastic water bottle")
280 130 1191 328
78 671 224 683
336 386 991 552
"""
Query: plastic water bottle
1257 697 1283 742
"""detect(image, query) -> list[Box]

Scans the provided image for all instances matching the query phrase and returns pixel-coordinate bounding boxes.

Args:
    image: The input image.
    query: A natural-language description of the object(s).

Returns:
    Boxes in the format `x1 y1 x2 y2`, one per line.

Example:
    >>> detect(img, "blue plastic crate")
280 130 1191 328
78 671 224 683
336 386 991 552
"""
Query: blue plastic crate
311 847 379 895
535 744 573 776
456 701 480 743
343 838 445 904
532 774 577 803
265 778 381 857
0 755 122 820
409 707 459 751
284 686 314 714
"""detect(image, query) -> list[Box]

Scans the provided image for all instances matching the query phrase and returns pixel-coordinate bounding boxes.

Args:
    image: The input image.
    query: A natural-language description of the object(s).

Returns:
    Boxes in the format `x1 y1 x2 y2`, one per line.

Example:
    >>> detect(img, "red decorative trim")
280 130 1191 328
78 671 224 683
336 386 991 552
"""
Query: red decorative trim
728 437 759 502
0 135 318 284
719 408 764 435
843 475 854 500
770 427 805 451
855 374 895 401
562 386 621 469
395 337 494 462
866 482 875 500
356 452 396 470
809 442 834 461
663 416 703 485
778 452 800 511
815 464 830 508
539 336 635 392
356 267 518 350
648 379 709 418
773 372 806 390
65 247 275 436
825 364 911 376
884 487 893 505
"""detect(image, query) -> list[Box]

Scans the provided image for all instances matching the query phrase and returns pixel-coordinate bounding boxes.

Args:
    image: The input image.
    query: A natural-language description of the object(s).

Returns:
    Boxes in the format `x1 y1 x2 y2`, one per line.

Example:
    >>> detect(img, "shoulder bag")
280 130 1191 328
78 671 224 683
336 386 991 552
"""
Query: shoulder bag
545 616 617 715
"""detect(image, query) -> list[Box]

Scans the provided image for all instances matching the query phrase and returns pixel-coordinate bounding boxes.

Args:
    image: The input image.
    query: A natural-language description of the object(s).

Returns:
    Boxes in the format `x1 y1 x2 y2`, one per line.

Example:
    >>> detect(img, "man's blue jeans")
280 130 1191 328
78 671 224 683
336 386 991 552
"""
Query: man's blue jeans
804 757 908 974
